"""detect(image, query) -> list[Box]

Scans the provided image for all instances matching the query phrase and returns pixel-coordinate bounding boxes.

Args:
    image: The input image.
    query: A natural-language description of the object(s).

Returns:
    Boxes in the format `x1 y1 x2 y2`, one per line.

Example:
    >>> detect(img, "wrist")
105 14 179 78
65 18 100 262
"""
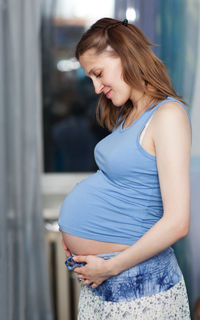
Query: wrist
105 257 122 277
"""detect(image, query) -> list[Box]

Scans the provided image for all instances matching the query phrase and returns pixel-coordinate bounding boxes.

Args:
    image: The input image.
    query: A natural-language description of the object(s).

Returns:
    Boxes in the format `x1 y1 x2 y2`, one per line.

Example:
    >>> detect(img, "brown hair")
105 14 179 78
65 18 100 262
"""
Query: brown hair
75 17 184 131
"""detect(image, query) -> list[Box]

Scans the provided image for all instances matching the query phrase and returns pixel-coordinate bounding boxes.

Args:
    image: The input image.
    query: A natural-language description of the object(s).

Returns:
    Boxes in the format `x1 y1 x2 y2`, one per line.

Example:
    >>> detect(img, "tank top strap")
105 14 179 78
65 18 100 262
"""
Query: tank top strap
139 96 192 143
139 97 169 128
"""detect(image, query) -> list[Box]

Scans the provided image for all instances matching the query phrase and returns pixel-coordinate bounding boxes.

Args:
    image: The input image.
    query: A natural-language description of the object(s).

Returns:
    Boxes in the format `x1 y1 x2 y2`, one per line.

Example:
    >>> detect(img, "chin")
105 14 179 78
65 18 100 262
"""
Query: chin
112 102 122 107
111 98 124 106
112 99 128 107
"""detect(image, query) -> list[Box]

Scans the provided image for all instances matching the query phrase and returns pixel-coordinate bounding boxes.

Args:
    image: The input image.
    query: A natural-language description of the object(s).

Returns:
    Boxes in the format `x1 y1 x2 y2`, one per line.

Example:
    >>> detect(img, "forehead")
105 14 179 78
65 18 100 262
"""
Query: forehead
79 48 102 65
79 48 119 74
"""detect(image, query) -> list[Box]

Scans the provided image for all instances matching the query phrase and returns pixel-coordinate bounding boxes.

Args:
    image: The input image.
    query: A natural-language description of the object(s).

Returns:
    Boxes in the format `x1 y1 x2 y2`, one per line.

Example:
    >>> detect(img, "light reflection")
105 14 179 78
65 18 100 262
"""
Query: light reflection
57 58 80 72
55 0 115 26
126 7 137 22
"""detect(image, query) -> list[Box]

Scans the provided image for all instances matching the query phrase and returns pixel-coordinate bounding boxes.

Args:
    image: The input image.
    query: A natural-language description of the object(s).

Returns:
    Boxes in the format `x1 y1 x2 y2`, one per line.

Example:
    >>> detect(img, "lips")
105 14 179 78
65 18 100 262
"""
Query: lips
105 90 112 98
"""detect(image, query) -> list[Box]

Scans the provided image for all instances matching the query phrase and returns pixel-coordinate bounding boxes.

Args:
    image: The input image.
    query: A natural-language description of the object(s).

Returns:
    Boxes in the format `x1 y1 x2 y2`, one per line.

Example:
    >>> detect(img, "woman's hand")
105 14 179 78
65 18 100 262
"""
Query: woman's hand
73 255 114 289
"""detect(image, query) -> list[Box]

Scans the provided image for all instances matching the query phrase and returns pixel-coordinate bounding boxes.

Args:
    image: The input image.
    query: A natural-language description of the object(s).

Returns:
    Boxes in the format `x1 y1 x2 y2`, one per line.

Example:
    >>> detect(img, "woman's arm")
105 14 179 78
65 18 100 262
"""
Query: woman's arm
74 101 191 287
106 101 191 273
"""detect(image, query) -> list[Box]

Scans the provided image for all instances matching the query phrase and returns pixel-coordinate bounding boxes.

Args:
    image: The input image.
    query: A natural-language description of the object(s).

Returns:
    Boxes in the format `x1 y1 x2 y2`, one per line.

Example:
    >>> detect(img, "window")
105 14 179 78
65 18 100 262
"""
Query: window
41 0 115 173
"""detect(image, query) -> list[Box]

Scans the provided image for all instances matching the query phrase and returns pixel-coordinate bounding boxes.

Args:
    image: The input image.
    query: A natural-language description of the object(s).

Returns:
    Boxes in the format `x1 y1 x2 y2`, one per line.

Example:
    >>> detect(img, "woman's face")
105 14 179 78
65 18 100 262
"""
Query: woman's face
79 48 141 107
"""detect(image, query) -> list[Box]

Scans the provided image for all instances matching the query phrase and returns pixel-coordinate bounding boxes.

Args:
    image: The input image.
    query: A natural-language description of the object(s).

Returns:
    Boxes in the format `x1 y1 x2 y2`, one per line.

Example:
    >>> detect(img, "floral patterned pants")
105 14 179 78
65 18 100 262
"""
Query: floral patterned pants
77 248 191 319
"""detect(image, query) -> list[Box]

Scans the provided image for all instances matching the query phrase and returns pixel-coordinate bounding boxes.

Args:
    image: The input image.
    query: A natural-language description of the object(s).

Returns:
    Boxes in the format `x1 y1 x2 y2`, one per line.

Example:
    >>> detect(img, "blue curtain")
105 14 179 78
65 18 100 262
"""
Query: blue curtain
159 0 187 96
0 0 53 319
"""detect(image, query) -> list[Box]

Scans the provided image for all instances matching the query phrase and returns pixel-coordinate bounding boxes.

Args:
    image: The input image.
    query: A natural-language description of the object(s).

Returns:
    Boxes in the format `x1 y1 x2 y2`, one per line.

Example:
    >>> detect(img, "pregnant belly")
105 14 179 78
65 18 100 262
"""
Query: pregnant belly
62 232 130 255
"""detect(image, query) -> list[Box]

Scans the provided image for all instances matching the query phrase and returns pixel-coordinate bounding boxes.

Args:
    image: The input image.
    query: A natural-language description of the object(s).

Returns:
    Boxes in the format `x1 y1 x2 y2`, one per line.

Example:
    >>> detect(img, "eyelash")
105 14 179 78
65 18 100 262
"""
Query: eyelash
96 72 102 78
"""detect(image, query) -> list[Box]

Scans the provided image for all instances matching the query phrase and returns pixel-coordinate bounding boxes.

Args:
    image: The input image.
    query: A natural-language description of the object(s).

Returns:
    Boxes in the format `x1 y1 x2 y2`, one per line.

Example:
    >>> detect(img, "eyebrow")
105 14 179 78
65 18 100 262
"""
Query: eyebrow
88 67 101 77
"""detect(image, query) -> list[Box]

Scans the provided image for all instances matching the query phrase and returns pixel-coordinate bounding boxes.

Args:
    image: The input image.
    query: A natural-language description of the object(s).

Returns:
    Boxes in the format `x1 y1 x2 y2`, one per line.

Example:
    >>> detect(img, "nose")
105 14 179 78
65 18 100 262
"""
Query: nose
93 79 104 94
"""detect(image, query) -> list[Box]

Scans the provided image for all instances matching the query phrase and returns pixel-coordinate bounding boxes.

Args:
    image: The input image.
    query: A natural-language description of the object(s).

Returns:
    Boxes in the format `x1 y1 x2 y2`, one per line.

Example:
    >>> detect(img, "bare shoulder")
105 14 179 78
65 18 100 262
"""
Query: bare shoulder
151 101 191 143
153 101 189 122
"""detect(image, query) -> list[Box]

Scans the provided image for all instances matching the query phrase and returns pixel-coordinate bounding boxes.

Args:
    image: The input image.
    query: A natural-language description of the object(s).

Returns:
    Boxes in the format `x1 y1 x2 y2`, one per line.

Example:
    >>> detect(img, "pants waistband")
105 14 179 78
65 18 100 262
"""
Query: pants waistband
80 247 183 302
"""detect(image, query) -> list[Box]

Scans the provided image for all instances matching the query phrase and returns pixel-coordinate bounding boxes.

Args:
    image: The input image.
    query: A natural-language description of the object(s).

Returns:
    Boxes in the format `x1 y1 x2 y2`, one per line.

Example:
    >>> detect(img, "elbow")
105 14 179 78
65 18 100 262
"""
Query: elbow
179 226 189 239
175 221 190 240
164 211 190 240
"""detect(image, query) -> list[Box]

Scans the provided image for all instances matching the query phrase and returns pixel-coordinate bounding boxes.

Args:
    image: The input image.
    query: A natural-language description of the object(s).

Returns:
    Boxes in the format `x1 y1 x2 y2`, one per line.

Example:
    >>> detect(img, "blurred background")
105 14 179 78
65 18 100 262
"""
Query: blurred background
1 0 200 319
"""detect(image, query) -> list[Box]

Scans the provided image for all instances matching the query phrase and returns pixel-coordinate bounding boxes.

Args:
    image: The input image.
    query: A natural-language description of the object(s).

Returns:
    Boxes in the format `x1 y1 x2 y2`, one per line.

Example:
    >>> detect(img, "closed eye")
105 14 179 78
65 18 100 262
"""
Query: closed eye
96 72 102 78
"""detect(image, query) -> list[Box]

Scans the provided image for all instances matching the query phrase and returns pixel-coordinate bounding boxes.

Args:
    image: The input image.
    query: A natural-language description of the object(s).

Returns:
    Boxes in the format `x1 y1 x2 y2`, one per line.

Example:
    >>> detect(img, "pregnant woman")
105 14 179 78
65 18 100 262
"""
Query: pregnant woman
58 18 191 319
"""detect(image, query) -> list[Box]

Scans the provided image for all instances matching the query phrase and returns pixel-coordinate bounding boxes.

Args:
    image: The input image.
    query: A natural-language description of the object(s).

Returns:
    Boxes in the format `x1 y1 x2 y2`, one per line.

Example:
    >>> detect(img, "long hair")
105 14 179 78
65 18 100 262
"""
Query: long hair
75 17 184 131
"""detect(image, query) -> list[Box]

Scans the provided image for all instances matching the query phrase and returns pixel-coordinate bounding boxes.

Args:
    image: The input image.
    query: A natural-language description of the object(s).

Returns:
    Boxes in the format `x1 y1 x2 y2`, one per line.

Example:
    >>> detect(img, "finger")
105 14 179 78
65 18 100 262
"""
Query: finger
73 266 86 274
91 283 98 289
66 249 71 257
83 279 92 286
73 255 88 263
76 274 85 280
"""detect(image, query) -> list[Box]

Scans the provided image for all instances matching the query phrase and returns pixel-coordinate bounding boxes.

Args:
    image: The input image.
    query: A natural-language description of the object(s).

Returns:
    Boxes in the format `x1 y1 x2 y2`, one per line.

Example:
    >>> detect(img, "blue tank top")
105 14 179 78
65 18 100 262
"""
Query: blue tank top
58 97 192 245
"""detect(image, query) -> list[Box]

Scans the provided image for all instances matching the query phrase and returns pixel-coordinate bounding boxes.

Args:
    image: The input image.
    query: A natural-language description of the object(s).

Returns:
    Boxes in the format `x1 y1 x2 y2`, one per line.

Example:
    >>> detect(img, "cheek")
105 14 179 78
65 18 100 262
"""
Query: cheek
118 82 131 97
108 69 122 87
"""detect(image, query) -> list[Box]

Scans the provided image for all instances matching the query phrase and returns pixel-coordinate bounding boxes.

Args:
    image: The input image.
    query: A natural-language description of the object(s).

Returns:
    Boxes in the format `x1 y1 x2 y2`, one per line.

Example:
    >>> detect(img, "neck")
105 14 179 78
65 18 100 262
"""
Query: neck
131 94 154 116
123 95 154 129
